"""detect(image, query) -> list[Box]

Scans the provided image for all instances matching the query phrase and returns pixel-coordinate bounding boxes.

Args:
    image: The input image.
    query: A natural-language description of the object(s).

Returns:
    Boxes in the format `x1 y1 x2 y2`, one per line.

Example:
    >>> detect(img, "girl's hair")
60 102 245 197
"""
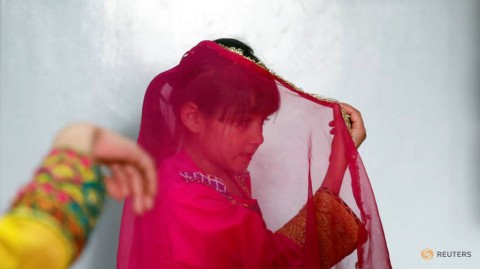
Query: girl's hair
214 38 262 63
170 38 280 124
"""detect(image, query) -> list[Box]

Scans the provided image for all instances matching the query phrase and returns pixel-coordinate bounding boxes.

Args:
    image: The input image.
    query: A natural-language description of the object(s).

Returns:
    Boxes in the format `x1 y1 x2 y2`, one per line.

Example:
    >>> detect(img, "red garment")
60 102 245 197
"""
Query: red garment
117 40 391 269
120 152 303 268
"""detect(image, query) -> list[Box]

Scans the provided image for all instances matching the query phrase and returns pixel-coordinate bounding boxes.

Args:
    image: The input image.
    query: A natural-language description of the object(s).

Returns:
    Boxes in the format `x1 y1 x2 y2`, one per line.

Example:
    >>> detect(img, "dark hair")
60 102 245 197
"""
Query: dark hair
171 38 280 127
214 38 262 63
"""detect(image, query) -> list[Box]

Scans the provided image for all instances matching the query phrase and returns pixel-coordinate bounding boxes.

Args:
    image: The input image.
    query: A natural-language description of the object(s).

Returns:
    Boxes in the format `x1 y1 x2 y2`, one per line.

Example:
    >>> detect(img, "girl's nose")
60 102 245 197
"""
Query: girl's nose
250 124 264 146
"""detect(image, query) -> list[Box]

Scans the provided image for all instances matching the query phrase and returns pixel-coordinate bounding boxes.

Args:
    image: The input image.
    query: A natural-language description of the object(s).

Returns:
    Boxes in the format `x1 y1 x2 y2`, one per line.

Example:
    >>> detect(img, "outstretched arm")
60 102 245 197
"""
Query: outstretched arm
53 122 157 214
0 122 156 269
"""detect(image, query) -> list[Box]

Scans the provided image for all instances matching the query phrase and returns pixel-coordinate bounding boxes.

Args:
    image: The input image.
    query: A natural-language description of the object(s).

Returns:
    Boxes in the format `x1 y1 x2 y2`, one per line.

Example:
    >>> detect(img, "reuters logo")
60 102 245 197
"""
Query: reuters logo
421 249 434 260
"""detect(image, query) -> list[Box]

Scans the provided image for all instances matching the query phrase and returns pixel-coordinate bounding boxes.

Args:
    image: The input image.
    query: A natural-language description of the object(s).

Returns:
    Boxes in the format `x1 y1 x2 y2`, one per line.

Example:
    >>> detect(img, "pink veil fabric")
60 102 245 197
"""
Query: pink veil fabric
117 40 391 268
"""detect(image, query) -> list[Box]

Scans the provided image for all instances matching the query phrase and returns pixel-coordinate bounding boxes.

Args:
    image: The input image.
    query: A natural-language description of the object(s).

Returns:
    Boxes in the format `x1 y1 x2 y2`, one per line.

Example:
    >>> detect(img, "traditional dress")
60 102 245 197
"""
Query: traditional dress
117 40 391 269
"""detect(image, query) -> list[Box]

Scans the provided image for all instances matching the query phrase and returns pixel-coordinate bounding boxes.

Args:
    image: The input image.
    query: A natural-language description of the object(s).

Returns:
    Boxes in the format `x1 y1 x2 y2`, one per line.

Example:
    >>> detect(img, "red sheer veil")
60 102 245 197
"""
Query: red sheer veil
117 40 391 268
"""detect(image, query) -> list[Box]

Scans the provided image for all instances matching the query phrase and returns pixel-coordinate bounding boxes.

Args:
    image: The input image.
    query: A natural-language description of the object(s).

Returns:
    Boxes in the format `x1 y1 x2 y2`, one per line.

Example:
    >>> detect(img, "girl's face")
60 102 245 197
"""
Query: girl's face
197 112 267 175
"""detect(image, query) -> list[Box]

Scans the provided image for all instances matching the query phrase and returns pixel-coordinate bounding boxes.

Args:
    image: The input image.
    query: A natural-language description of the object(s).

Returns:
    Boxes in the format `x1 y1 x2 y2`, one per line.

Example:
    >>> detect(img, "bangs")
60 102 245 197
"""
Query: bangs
207 66 280 122
175 64 280 122
248 76 281 117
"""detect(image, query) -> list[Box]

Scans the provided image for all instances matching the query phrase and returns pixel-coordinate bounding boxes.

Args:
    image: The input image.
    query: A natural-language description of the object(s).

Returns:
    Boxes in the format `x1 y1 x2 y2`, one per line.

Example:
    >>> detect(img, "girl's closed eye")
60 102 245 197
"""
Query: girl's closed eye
236 116 253 127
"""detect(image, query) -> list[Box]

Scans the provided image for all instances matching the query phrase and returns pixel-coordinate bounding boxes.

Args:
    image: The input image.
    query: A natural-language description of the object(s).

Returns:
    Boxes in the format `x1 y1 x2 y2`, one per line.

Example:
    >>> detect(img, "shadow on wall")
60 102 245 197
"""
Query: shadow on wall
476 70 480 225
90 200 125 268
474 4 480 224
90 125 141 267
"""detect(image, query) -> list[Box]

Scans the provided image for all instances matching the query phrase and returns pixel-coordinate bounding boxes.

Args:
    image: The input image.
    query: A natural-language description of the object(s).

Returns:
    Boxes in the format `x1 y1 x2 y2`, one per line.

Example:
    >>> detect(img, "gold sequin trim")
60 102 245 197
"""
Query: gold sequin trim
218 44 352 132
218 44 335 102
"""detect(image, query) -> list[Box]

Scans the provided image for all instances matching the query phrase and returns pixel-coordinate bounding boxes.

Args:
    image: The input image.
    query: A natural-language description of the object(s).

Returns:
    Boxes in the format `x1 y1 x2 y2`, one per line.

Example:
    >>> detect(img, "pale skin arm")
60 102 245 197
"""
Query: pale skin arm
53 122 157 215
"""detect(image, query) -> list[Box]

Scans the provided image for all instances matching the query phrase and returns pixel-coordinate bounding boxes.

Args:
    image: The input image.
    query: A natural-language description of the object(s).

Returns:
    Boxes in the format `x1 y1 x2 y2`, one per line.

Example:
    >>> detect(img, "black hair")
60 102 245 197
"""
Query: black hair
214 38 262 63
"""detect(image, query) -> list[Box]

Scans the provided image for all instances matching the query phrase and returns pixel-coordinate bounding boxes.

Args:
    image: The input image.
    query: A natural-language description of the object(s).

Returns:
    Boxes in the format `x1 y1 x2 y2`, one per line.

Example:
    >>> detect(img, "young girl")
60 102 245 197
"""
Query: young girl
117 39 391 268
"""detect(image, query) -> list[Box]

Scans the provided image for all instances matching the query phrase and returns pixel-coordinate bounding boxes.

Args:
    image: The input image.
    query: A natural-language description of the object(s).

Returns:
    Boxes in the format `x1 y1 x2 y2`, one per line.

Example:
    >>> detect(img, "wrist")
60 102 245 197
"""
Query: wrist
52 122 99 155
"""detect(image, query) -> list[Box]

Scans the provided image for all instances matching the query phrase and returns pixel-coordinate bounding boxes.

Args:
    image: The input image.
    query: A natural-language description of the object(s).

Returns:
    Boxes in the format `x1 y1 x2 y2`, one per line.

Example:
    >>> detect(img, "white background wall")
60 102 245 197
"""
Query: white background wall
1 1 479 268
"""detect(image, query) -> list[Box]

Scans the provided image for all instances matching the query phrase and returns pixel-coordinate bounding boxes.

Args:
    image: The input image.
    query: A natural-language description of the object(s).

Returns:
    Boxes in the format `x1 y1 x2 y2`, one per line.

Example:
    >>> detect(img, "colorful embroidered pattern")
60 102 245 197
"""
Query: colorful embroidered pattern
179 171 260 213
8 148 105 261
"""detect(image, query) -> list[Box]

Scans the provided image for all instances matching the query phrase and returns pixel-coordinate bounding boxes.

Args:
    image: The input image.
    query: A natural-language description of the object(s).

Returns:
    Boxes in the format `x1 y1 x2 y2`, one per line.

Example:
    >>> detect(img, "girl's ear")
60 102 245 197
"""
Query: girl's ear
180 102 203 133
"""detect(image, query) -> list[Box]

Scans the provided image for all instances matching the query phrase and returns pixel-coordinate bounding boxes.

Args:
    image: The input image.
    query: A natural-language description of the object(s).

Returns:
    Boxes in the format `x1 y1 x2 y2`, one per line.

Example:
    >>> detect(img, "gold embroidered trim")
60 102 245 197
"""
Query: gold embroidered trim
341 107 353 131
218 44 353 132
276 204 307 247
218 44 336 103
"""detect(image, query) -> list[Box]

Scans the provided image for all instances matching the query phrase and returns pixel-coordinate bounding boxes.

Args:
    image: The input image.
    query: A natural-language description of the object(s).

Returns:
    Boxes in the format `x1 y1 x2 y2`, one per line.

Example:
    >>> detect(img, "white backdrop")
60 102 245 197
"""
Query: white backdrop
1 1 479 268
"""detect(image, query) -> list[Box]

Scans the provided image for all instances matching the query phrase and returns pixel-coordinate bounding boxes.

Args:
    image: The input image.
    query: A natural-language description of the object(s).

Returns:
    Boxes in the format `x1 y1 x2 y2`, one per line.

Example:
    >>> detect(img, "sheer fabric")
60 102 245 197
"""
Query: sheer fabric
117 40 391 268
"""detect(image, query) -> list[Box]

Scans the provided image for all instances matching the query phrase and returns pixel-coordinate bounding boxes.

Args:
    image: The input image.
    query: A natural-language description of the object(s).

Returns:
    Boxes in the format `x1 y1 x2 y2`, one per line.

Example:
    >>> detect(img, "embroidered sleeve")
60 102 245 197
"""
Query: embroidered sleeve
6 148 105 262
276 188 365 268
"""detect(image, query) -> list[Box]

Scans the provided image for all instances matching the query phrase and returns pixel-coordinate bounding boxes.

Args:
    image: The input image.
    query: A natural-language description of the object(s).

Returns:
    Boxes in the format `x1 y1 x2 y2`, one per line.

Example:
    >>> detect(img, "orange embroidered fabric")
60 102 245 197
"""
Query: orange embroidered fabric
277 188 365 269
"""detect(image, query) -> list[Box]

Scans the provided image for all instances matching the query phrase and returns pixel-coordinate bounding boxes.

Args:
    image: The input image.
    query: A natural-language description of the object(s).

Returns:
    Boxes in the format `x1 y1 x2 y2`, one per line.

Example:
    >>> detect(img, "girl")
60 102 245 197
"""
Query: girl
117 39 391 269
